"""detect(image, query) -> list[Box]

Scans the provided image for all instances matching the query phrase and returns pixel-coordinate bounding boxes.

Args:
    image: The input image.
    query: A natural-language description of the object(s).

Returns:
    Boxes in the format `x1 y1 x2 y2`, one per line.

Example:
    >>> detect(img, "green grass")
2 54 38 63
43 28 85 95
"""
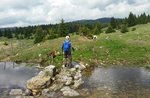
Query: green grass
0 23 150 68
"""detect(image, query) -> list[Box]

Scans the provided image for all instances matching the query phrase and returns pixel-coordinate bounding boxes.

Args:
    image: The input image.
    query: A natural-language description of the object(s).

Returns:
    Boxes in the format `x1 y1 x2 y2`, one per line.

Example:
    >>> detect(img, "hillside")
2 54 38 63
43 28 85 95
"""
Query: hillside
70 17 111 24
0 23 150 68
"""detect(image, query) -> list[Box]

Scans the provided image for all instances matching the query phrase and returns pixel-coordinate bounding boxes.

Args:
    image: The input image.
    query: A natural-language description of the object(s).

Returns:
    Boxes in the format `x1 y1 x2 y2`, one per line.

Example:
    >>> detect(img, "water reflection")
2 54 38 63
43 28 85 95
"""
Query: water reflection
0 62 39 90
82 66 150 97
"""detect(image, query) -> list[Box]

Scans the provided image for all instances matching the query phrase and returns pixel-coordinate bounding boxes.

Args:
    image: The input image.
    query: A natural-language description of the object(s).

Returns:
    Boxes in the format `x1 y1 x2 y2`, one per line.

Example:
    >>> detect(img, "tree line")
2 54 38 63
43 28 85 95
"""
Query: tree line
0 12 150 43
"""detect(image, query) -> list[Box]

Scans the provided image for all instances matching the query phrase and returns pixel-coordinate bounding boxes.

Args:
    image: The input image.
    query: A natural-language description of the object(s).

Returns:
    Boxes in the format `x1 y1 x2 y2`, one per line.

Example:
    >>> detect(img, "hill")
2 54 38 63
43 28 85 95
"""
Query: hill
0 23 150 68
70 17 112 24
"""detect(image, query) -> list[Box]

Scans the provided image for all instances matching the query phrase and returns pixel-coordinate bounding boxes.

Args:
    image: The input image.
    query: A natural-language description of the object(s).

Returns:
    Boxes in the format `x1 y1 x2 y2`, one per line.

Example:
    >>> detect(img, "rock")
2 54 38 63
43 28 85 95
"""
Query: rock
74 71 82 80
42 89 55 98
26 73 51 92
23 89 32 96
79 62 86 69
44 65 56 77
71 62 86 70
78 89 90 97
9 89 22 95
61 86 79 97
65 77 73 86
15 96 22 98
69 68 76 75
49 82 64 91
72 78 84 89
16 96 34 98
26 65 55 94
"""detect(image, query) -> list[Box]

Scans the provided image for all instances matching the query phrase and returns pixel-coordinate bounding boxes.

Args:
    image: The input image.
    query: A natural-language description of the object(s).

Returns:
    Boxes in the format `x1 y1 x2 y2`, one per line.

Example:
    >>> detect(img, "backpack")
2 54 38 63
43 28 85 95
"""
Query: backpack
63 40 71 52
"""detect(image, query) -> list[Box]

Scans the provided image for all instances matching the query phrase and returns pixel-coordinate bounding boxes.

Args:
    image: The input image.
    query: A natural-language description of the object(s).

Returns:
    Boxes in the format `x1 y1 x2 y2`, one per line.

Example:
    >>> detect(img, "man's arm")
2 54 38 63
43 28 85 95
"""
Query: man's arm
62 43 64 52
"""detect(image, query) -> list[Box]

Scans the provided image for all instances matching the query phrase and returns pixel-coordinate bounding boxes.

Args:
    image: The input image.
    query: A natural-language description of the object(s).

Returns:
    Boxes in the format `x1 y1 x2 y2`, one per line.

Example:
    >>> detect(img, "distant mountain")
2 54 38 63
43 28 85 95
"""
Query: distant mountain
70 17 111 24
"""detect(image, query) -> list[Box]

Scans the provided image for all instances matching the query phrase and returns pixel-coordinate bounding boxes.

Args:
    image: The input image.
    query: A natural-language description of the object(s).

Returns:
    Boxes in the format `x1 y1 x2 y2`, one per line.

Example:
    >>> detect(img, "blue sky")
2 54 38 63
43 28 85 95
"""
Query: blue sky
0 0 150 27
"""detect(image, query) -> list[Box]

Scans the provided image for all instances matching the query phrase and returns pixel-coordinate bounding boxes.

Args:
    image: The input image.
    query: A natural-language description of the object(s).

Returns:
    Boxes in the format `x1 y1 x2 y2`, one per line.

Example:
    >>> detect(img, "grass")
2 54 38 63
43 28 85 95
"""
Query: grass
0 23 150 68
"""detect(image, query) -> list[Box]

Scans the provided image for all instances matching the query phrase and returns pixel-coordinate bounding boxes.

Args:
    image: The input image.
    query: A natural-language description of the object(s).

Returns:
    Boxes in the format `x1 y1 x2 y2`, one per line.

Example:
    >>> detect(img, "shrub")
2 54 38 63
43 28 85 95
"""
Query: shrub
121 25 128 33
105 26 115 33
132 28 136 31
3 42 8 46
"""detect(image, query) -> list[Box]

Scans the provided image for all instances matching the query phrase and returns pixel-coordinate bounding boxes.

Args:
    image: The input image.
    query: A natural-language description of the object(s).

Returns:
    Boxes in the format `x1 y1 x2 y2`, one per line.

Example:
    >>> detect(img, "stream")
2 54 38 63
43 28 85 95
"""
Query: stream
0 62 40 96
0 62 150 98
81 66 150 98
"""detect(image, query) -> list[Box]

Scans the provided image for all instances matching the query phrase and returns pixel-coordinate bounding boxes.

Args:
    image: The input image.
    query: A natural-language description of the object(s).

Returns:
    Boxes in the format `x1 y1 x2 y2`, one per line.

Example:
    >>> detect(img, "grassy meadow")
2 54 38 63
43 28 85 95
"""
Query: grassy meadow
0 23 150 68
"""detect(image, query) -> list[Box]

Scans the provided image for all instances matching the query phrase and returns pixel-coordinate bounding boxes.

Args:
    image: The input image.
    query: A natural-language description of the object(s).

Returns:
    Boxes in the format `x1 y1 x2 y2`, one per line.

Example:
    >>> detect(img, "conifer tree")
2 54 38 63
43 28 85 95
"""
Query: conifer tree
128 12 137 27
57 19 68 37
110 17 117 29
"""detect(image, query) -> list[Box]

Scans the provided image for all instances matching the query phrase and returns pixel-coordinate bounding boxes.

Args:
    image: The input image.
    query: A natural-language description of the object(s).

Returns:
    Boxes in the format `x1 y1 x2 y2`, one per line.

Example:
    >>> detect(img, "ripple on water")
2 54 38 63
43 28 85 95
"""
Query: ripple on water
81 66 150 98
0 62 40 96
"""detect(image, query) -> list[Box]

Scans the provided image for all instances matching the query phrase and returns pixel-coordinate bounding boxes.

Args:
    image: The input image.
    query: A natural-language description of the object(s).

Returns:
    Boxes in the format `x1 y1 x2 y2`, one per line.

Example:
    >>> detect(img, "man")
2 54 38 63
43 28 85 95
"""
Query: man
62 35 73 67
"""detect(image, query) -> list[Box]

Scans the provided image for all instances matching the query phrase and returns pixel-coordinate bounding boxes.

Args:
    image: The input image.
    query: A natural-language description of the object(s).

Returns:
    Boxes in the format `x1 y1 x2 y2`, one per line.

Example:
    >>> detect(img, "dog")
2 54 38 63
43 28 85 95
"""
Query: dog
47 50 60 64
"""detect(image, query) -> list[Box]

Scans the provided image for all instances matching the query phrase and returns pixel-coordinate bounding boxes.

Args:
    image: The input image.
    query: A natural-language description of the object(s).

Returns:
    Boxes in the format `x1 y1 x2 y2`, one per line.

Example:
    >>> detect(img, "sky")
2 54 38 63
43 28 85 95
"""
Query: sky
0 0 150 28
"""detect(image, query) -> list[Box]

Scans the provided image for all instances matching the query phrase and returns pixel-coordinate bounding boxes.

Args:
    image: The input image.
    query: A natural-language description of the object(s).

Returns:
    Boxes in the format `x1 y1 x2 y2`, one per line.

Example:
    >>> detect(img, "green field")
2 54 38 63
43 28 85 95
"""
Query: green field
0 23 150 68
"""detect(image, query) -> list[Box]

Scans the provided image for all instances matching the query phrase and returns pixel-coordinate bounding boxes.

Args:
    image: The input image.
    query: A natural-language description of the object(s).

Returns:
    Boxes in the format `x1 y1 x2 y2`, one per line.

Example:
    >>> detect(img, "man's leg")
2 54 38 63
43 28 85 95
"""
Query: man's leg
68 54 72 68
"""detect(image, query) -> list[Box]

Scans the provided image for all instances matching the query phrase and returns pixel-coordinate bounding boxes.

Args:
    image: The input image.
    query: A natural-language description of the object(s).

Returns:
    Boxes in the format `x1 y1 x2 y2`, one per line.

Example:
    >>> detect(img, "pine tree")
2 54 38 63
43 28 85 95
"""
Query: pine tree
128 12 137 27
78 25 90 36
110 17 117 29
57 19 68 37
0 30 2 37
34 26 45 44
92 22 102 35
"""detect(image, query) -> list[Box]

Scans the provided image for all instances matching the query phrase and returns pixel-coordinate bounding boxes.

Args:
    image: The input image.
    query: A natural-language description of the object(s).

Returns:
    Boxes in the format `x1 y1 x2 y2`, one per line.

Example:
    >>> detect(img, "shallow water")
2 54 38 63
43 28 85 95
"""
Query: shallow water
0 62 40 96
81 66 150 98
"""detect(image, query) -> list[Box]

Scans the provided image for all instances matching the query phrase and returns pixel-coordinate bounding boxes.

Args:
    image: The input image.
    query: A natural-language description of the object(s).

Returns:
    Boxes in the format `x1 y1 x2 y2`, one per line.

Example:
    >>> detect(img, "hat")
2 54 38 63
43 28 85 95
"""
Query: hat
66 35 70 39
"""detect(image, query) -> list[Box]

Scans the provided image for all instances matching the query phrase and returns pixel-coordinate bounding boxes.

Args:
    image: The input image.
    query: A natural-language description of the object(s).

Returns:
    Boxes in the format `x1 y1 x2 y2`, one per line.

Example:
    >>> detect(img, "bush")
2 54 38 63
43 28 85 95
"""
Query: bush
3 42 8 46
87 34 93 39
132 28 136 31
121 25 128 33
105 26 115 33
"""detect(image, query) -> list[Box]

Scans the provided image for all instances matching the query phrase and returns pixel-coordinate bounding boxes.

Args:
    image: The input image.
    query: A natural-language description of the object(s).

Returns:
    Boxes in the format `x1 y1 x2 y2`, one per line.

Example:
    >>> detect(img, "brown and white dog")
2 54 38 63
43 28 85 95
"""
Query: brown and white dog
47 50 60 64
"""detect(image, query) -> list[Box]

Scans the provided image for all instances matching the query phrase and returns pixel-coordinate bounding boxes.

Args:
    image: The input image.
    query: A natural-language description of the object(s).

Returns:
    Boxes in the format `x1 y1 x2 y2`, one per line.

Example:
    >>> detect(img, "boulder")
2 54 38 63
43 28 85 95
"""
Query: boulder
42 89 55 98
44 65 56 77
71 62 86 70
9 89 22 95
26 65 56 94
74 71 82 80
60 86 79 97
72 78 84 89
65 77 73 86
49 82 64 91
24 89 32 96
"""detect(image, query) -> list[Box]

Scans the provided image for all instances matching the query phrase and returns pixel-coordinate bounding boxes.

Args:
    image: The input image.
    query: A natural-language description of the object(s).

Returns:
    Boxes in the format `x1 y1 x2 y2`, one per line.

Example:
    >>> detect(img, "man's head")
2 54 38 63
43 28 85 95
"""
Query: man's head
66 35 70 40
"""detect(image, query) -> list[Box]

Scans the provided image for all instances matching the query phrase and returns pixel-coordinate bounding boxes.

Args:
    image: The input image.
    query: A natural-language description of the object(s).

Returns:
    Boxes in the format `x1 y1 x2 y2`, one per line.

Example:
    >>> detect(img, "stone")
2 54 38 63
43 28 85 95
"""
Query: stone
71 62 86 70
49 82 64 91
79 62 86 70
74 71 82 80
16 96 34 98
22 96 34 98
26 74 51 91
65 77 73 86
44 65 56 77
61 86 79 97
9 89 22 95
24 89 32 96
42 89 55 98
26 65 55 94
69 68 76 75
78 89 90 97
15 96 22 98
73 78 84 89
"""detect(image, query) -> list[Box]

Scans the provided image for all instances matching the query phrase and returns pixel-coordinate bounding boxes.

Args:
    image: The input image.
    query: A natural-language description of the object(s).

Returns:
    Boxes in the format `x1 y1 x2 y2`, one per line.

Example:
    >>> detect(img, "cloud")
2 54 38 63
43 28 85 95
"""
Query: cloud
0 0 150 28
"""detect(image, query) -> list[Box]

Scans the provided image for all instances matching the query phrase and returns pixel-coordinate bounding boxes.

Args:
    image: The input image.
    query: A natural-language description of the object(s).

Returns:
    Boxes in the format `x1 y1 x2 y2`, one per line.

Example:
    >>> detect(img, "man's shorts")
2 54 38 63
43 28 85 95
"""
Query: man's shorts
64 51 71 58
